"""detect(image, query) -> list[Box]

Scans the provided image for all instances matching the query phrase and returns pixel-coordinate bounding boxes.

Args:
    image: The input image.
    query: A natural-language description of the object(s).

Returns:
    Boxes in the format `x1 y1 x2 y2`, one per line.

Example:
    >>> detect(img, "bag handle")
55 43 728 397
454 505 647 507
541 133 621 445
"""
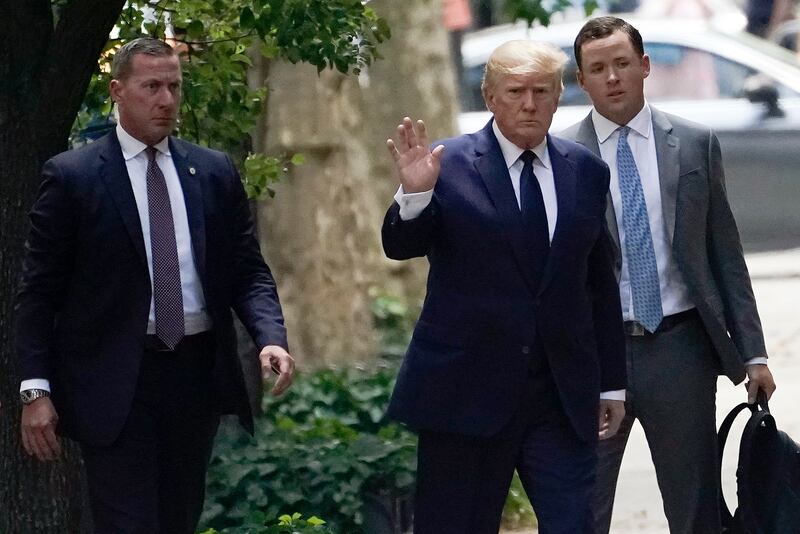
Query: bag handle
717 391 770 529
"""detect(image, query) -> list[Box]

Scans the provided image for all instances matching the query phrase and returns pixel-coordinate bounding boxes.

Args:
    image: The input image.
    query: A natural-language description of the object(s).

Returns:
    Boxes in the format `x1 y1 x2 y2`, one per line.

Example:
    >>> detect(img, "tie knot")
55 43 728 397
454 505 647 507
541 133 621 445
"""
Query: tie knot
145 146 158 162
618 126 631 140
520 150 536 165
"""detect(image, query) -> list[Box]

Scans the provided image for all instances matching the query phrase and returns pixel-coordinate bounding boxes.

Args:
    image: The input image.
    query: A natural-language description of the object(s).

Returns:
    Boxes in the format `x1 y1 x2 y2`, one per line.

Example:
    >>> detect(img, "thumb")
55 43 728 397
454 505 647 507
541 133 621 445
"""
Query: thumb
747 380 759 404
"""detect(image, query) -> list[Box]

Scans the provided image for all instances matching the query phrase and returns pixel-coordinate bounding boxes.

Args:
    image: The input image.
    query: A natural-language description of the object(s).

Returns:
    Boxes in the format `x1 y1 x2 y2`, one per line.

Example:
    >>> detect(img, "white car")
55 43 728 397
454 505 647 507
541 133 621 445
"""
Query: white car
459 17 800 251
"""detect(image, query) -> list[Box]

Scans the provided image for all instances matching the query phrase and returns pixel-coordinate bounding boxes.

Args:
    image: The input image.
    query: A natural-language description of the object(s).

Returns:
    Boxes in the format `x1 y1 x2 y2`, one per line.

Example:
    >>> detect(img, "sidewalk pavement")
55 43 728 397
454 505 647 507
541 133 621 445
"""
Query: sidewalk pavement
508 248 800 533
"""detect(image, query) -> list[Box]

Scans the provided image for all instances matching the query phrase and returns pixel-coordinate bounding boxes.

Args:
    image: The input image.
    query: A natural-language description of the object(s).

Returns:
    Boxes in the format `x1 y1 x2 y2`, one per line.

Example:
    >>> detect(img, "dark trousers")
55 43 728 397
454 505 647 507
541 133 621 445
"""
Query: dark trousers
81 333 220 534
413 370 596 534
592 314 721 534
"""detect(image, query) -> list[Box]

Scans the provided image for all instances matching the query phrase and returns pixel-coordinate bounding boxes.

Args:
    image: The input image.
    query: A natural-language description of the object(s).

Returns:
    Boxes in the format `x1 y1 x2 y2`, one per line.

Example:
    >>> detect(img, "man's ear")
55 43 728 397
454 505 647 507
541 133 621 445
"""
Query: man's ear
576 69 586 90
642 54 651 79
109 79 121 103
483 88 495 113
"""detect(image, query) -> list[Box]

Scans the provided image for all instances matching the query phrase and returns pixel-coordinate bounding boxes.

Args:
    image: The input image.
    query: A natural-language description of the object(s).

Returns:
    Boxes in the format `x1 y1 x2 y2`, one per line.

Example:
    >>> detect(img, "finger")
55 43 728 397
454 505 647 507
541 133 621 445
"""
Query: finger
416 120 430 148
431 144 446 163
386 139 400 161
746 380 759 404
396 124 411 154
403 117 419 148
275 355 294 376
260 359 274 381
42 424 61 459
271 370 293 396
29 429 53 461
765 380 776 400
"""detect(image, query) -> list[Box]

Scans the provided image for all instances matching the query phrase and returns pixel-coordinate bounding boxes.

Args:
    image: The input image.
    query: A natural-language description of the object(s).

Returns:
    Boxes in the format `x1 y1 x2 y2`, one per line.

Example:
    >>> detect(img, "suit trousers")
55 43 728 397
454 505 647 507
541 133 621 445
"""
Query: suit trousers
414 368 596 534
80 332 220 534
592 313 721 534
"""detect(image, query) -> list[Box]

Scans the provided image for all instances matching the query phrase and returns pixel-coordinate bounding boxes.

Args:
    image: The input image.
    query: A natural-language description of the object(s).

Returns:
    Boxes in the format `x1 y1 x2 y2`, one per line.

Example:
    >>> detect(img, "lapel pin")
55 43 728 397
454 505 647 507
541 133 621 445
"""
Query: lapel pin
188 166 196 175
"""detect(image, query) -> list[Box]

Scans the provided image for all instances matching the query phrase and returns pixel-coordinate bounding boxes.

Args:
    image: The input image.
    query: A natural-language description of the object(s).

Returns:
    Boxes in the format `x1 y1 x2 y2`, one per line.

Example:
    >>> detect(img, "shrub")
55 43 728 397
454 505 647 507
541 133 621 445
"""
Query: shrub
199 512 334 533
200 363 417 533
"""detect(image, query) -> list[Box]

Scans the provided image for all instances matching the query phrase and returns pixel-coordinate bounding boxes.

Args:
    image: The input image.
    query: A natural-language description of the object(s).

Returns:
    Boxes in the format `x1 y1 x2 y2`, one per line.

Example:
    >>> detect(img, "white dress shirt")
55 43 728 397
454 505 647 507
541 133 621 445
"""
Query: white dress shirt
591 104 695 321
393 122 625 399
589 103 766 368
21 125 211 393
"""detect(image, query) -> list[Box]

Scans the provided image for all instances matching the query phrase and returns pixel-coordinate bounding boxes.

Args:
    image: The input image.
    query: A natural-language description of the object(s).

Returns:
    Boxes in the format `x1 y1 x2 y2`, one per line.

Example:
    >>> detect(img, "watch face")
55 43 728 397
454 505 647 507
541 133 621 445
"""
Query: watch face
21 389 48 405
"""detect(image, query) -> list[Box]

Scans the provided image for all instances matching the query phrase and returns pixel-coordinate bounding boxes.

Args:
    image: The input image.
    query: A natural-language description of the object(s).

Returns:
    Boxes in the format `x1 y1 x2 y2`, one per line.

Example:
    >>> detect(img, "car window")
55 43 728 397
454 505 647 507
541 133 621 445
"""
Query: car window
461 39 799 113
645 42 797 100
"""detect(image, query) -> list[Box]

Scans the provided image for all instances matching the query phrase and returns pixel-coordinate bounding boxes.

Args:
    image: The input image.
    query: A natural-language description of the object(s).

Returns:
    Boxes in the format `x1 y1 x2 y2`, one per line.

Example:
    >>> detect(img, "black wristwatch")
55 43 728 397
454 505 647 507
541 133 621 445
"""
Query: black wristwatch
20 389 50 405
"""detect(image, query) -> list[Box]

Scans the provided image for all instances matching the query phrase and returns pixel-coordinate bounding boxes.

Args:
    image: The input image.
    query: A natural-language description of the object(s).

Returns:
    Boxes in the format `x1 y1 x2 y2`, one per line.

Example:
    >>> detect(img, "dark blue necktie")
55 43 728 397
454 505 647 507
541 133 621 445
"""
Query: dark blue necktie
519 150 550 278
145 146 185 349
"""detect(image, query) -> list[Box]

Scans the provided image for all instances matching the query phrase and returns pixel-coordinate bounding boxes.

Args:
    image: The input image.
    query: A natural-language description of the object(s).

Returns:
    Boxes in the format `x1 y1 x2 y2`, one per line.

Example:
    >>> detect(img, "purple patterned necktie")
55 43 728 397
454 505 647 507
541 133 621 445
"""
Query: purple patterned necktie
145 146 184 349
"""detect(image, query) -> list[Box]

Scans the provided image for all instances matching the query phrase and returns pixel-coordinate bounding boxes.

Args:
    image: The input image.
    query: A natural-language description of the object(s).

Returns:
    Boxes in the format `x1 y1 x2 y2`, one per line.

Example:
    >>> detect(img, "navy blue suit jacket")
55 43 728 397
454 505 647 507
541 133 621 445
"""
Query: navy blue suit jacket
382 121 625 443
15 131 286 446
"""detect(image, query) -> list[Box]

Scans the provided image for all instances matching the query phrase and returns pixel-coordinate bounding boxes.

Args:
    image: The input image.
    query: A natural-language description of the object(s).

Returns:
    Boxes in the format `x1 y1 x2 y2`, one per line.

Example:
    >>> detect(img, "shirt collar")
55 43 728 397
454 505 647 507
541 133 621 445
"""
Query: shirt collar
116 124 171 161
591 101 652 144
491 120 551 170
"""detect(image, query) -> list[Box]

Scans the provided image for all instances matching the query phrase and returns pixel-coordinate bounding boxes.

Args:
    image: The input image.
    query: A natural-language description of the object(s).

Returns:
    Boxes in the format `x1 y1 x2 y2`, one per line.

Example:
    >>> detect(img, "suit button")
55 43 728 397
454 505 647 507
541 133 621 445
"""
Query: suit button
521 345 530 354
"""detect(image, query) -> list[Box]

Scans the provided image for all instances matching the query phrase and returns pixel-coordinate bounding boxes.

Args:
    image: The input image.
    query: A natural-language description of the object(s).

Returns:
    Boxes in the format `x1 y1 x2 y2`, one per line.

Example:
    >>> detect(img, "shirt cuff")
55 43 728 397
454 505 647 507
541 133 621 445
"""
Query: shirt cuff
744 357 768 366
394 185 433 221
600 389 626 401
20 379 51 393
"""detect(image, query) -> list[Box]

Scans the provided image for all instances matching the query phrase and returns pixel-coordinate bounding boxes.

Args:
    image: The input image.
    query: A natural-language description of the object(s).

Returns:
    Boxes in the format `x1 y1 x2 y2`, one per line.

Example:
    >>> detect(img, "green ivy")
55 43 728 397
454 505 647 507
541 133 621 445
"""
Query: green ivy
200 363 417 533
199 512 334 533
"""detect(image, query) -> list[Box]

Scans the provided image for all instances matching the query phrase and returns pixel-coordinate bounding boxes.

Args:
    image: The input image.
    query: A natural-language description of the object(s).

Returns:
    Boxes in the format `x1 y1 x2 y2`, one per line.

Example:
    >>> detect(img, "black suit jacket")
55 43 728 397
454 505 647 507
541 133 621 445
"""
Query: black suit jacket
382 121 626 443
15 131 286 446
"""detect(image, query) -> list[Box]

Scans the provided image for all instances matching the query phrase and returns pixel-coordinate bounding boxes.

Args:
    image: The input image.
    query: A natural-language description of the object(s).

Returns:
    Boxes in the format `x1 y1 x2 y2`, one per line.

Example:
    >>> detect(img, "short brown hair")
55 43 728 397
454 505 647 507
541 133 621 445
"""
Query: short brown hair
111 37 176 80
574 16 644 70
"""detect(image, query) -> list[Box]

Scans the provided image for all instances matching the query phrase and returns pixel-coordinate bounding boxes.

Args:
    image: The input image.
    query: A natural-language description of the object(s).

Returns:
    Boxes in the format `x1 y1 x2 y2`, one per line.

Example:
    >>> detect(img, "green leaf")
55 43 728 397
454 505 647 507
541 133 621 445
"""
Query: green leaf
290 153 305 166
240 6 256 30
186 19 204 39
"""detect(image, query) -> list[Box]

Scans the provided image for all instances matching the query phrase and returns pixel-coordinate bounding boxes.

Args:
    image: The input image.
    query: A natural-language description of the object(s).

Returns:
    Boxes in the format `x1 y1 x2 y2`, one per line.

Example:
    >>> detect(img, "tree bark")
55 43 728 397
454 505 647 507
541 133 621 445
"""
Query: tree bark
0 1 125 530
254 0 459 364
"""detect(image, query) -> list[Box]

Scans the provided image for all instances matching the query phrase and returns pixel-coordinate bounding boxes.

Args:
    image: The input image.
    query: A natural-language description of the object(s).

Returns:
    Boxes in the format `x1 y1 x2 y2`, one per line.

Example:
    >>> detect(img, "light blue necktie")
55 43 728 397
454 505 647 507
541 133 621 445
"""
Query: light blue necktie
617 126 663 332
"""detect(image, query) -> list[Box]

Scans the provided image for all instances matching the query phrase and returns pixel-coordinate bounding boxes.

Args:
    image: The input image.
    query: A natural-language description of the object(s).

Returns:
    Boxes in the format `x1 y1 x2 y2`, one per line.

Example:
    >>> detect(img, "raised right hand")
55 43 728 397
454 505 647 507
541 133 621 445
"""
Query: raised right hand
386 117 445 194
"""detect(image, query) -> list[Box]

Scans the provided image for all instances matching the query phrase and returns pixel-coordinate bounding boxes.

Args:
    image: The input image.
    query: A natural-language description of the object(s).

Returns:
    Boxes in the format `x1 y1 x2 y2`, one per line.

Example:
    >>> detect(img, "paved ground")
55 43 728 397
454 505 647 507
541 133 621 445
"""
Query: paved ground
507 248 800 533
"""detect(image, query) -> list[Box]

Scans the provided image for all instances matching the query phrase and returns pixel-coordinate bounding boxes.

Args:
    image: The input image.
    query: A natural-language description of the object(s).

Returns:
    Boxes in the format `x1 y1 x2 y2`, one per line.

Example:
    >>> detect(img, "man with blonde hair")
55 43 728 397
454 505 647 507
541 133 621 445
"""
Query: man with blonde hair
382 40 626 533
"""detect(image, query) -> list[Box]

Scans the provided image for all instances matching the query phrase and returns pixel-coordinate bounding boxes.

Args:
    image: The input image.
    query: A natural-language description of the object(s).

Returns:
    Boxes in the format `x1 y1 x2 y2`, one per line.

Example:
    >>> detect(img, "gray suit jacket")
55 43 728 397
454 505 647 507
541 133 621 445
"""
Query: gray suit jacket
561 107 766 383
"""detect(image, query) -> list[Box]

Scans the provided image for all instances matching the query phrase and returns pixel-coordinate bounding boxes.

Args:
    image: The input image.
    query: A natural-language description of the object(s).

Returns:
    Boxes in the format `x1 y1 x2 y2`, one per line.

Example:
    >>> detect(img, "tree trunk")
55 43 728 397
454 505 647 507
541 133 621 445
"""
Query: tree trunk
254 0 459 365
0 1 126 530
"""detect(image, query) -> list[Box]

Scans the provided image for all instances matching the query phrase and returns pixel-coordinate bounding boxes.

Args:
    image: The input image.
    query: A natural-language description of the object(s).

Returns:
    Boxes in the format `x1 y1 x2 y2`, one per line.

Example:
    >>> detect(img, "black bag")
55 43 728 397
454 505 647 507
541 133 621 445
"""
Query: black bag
717 393 800 534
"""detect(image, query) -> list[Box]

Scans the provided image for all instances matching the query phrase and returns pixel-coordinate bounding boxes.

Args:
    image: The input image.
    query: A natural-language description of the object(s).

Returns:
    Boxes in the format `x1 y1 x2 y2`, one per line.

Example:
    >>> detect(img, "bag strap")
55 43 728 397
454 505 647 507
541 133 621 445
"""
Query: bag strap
717 391 770 529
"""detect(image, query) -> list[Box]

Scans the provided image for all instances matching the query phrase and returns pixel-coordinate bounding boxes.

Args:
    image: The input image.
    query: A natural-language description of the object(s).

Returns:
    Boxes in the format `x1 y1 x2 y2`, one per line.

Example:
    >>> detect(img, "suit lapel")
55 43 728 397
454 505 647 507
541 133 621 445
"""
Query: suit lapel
169 138 207 283
652 109 679 243
473 122 540 297
537 135 575 296
573 114 621 256
99 132 148 270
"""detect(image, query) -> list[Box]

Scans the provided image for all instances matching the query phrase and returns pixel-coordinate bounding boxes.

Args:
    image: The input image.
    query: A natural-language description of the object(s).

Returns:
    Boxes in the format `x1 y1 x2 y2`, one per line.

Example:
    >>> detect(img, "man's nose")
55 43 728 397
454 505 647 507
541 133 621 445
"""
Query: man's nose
607 68 620 83
157 87 178 107
521 91 537 110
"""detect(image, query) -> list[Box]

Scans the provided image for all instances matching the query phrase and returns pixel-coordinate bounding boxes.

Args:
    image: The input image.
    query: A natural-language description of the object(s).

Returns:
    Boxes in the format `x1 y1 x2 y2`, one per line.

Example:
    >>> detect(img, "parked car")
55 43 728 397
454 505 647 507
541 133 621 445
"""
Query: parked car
459 17 800 252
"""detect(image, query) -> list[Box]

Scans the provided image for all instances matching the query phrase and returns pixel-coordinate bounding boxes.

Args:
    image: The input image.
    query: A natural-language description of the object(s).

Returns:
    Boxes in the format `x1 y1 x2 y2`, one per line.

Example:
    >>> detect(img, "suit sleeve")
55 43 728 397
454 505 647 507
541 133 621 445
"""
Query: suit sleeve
704 132 767 360
587 166 627 392
15 159 77 381
223 155 288 351
381 199 438 260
